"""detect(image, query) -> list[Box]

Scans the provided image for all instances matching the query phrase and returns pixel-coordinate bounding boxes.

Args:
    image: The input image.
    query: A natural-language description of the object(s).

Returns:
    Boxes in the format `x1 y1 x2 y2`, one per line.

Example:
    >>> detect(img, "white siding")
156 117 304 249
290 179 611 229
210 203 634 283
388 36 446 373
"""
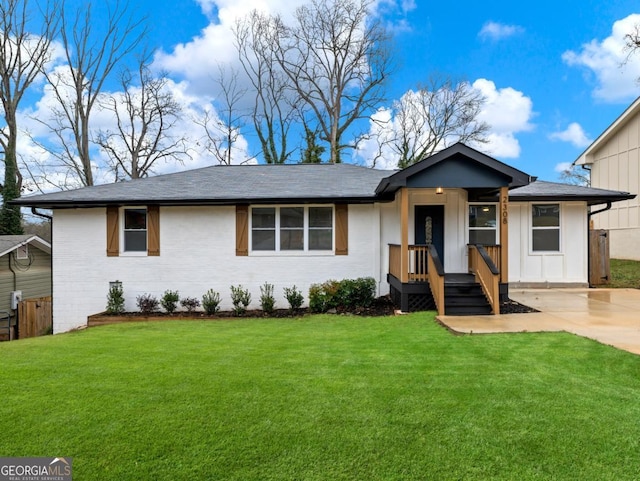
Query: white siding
590 113 640 259
508 202 588 286
52 205 381 333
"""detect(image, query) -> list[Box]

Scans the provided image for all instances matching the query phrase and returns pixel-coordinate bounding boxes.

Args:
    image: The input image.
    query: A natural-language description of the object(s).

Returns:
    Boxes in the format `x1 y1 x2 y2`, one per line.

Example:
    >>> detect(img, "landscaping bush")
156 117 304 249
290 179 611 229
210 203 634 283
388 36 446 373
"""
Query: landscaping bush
283 285 304 311
180 297 200 313
308 277 376 313
160 290 180 314
202 290 221 315
136 294 159 315
259 282 276 315
106 281 125 315
230 285 251 316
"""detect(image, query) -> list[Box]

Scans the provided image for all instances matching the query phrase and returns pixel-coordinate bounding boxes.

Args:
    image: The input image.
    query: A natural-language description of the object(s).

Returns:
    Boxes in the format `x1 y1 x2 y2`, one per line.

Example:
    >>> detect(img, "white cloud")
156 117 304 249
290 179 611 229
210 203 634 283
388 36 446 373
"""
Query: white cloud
554 161 573 173
472 78 534 158
354 79 535 167
563 13 640 102
478 21 524 41
153 0 309 96
549 122 592 148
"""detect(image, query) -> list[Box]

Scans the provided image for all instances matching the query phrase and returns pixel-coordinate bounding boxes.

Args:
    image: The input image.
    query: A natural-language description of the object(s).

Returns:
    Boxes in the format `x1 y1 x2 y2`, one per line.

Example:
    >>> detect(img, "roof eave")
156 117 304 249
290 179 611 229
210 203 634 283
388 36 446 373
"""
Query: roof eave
509 193 636 205
573 95 640 166
13 195 389 209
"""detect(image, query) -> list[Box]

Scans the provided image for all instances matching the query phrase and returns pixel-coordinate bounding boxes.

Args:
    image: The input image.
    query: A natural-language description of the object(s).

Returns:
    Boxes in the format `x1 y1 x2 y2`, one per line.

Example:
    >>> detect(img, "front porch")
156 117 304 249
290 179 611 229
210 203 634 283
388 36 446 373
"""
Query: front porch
388 244 506 315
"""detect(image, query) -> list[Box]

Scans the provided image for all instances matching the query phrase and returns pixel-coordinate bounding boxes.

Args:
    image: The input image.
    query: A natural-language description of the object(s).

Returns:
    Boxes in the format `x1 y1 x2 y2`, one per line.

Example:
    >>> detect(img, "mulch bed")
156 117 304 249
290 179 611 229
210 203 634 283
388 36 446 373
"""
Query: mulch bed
500 298 539 314
89 295 537 326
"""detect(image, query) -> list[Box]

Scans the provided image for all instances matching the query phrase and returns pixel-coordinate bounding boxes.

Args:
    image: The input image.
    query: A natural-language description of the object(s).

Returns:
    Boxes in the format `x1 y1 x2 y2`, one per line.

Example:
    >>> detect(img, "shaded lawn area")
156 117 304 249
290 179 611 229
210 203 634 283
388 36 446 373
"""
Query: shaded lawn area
1 314 640 480
609 258 640 288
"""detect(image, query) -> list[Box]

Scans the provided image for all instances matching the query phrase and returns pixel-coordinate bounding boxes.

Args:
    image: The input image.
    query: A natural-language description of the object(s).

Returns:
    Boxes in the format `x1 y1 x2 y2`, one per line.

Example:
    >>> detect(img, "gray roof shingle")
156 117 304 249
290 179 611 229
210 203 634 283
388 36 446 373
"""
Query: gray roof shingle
14 163 394 208
13 164 635 209
0 235 51 257
509 180 635 205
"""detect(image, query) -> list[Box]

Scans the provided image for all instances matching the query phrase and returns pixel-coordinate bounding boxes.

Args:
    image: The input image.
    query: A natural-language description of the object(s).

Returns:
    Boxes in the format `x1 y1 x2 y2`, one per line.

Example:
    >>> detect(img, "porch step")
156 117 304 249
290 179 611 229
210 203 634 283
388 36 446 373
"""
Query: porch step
444 275 492 316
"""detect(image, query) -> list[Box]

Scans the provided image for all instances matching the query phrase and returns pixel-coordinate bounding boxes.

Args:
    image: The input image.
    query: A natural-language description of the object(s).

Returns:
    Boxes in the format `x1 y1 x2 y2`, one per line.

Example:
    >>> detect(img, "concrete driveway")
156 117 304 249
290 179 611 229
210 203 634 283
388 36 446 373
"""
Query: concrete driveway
438 288 640 355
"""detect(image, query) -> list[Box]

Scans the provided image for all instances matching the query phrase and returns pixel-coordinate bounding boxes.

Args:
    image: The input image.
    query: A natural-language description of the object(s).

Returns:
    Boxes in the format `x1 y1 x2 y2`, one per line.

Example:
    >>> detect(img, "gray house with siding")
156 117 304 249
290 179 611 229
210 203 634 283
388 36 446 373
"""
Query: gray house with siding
0 236 51 339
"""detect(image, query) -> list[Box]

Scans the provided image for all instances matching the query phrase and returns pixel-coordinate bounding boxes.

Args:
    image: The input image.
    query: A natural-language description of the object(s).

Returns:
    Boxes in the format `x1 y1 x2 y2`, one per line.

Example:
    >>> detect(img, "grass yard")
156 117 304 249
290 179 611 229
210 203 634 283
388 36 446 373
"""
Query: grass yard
609 258 640 288
1 315 640 480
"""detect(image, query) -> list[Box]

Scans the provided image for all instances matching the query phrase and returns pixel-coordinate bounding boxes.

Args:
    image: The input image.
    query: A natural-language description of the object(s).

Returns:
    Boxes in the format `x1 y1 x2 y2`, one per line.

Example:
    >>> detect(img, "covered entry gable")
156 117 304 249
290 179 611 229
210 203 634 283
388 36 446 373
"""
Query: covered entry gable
375 142 533 195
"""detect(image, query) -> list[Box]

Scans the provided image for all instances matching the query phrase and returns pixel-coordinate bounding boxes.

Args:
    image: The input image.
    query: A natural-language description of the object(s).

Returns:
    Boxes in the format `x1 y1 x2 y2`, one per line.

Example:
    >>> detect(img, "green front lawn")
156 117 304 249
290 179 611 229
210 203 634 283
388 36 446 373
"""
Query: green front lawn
1 315 639 480
609 258 640 288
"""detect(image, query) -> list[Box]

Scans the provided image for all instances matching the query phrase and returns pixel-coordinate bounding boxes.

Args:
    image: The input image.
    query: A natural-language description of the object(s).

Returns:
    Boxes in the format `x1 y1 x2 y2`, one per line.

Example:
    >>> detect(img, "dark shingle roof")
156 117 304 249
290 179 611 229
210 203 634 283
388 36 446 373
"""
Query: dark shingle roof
509 180 635 205
14 163 394 208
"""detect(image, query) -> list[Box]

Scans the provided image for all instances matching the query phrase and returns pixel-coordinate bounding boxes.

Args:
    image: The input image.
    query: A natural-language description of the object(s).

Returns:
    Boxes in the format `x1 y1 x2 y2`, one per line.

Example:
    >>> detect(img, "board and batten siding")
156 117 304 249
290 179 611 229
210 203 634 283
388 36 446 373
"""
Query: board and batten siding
52 205 382 333
589 114 640 259
507 202 588 286
0 247 51 313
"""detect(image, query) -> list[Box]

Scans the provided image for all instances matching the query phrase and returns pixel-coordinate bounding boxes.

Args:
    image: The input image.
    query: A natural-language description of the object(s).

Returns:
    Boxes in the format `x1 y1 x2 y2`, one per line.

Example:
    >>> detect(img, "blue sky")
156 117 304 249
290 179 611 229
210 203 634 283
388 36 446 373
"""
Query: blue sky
22 0 640 185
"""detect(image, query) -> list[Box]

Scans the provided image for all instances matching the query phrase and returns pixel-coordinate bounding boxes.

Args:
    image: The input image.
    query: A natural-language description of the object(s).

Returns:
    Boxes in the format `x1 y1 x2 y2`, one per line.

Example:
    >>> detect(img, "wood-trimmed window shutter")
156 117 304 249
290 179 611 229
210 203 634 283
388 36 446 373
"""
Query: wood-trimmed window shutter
147 205 160 256
106 206 119 257
335 203 348 255
236 205 249 256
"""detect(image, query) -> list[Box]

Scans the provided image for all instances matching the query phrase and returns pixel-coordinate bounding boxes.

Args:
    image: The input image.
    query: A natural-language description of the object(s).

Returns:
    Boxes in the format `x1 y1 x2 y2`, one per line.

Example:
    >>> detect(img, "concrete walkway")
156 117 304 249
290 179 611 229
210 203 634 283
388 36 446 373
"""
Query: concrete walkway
437 288 640 355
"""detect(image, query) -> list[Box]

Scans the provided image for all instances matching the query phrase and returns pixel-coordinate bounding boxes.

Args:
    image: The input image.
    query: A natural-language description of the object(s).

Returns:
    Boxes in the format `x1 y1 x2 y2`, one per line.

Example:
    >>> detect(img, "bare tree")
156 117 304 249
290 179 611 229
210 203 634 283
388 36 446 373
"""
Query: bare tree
270 0 392 163
559 165 590 186
625 24 640 54
95 57 188 180
37 1 146 186
195 65 250 165
0 0 58 234
235 11 298 164
373 77 490 169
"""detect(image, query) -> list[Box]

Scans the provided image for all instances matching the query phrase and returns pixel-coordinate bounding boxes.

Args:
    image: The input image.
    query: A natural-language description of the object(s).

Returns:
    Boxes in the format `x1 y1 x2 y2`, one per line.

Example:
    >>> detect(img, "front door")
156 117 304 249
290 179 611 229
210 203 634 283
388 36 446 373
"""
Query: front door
415 205 445 268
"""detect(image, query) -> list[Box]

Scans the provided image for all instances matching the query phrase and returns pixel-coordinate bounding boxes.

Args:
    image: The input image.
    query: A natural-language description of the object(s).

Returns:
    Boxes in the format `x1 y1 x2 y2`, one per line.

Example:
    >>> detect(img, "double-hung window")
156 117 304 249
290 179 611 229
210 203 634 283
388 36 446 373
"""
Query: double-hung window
532 204 560 252
123 208 147 252
468 204 498 245
251 206 333 252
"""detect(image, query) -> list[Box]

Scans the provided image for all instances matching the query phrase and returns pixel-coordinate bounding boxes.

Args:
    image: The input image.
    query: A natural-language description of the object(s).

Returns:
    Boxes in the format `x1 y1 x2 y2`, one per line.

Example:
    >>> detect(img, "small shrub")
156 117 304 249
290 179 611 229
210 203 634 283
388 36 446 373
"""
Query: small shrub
308 277 376 313
283 285 304 311
180 297 201 313
160 290 180 314
308 279 340 313
202 290 221 315
259 282 276 315
106 281 125 315
230 285 251 316
137 294 159 315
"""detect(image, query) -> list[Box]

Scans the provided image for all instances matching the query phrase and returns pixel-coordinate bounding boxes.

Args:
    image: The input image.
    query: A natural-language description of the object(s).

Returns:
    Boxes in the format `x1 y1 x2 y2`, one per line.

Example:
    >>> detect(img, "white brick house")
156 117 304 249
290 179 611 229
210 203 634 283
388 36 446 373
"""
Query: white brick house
17 143 633 333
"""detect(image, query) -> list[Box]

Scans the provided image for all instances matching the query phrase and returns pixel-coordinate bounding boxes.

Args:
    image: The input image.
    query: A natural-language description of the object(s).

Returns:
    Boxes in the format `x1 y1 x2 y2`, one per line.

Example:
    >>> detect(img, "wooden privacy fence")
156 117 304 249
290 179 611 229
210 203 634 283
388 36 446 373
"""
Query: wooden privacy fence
18 296 52 339
589 230 610 287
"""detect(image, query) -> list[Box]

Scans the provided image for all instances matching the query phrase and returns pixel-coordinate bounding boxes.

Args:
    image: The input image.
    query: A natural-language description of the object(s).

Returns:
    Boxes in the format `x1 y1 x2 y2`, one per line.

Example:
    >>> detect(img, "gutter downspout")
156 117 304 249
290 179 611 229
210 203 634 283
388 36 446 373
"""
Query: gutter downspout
30 207 54 334
8 252 17 339
30 207 52 221
587 201 613 288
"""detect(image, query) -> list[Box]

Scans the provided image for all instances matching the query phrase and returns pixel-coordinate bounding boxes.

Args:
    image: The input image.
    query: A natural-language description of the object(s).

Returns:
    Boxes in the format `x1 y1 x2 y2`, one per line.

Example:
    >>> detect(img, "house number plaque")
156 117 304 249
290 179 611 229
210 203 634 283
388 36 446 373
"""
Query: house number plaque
501 195 508 225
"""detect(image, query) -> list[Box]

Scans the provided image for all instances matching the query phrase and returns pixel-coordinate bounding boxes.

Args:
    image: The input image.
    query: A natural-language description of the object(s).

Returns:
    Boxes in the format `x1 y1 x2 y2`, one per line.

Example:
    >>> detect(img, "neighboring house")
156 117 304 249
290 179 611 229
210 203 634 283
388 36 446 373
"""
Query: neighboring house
15 143 633 333
574 96 640 260
0 235 52 339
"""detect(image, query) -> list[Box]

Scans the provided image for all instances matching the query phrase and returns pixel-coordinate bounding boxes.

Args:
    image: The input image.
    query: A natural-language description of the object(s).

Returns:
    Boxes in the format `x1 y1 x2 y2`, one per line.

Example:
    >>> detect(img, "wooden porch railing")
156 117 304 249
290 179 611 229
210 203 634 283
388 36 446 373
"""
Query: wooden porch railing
468 245 500 314
468 245 501 273
388 244 431 282
426 245 445 316
408 245 429 282
389 244 402 280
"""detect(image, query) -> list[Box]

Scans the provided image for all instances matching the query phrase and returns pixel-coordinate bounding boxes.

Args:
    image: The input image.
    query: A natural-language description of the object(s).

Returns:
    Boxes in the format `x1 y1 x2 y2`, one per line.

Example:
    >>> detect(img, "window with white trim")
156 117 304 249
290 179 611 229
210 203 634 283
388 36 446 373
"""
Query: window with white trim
532 204 560 252
123 208 147 252
468 204 498 245
251 206 333 252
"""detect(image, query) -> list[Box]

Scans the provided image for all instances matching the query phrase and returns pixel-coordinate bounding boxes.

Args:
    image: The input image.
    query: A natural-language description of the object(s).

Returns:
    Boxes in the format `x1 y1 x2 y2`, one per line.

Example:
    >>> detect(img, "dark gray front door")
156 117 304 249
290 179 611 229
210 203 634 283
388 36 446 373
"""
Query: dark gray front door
415 205 445 267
